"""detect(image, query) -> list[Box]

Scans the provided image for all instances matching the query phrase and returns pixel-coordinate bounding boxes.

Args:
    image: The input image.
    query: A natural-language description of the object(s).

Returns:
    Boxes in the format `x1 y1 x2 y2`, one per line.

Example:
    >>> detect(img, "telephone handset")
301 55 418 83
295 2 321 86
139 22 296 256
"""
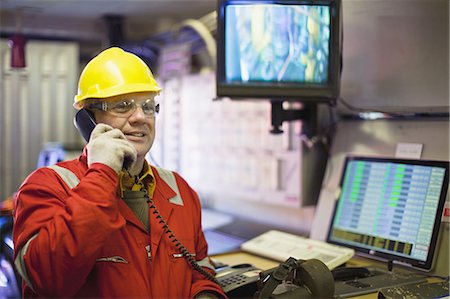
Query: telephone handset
74 109 132 169
74 109 96 143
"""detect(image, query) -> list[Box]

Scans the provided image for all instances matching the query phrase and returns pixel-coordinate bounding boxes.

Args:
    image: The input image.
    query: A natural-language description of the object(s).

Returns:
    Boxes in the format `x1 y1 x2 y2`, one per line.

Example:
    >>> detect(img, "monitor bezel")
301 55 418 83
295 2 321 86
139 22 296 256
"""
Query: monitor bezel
326 155 449 271
216 0 343 102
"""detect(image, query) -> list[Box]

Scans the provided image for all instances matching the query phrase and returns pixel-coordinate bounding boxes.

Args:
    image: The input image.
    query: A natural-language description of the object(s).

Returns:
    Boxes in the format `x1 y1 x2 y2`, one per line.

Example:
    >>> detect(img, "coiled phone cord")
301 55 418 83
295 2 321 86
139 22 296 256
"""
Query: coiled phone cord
133 176 219 285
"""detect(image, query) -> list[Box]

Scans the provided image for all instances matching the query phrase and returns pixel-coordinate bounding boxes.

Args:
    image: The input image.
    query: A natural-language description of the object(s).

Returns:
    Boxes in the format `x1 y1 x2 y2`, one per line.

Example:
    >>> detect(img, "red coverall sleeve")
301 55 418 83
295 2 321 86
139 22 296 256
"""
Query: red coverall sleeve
13 164 126 297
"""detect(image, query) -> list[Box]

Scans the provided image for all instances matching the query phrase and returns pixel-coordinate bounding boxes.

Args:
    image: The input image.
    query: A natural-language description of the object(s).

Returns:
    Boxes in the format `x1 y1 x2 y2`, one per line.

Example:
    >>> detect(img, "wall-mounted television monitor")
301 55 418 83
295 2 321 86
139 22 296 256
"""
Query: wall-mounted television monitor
216 0 342 102
327 156 449 271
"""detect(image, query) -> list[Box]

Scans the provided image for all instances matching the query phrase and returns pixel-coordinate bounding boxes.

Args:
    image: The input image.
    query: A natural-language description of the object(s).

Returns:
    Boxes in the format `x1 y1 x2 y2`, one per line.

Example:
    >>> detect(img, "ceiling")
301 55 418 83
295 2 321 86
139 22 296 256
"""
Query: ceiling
0 0 218 42
0 0 217 19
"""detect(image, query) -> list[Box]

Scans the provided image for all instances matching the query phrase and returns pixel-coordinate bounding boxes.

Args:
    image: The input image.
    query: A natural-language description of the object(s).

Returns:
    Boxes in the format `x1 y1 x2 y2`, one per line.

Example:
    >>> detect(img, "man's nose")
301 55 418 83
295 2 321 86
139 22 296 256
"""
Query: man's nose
130 105 147 119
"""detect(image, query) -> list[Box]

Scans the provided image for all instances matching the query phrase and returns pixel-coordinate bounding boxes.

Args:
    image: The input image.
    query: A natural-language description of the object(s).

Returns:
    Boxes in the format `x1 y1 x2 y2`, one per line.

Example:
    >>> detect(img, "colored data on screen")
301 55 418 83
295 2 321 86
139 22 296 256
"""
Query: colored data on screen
330 160 446 262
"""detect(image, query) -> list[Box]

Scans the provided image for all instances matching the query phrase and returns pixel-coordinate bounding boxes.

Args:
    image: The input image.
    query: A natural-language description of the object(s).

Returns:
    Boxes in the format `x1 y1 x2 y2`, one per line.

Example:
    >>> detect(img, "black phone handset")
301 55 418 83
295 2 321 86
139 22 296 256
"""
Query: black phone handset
74 109 97 143
74 109 132 169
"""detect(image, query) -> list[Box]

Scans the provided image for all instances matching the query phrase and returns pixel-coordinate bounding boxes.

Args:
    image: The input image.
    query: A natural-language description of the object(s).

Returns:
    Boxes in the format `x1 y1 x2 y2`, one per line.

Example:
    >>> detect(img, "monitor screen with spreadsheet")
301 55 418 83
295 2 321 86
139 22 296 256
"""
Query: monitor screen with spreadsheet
327 156 449 271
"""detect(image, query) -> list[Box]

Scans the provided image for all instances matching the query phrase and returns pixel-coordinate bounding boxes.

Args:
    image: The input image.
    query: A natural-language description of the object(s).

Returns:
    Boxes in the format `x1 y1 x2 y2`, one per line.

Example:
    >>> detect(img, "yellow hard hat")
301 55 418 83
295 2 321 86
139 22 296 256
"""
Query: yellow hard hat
74 47 161 109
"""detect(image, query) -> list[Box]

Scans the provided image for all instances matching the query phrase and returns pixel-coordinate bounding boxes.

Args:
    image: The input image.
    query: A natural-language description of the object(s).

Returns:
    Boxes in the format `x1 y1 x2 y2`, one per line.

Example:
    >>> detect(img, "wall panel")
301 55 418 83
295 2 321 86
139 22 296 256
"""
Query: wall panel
0 40 79 201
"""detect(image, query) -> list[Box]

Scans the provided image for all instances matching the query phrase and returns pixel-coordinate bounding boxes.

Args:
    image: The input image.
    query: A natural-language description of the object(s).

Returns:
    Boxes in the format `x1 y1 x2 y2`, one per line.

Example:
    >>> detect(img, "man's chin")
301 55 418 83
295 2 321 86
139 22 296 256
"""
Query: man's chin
132 144 151 158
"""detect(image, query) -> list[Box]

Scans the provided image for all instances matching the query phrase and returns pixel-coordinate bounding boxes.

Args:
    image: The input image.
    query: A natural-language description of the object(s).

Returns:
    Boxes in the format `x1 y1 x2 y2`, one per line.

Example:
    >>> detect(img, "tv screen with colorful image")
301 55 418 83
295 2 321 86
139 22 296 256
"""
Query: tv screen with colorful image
217 0 342 101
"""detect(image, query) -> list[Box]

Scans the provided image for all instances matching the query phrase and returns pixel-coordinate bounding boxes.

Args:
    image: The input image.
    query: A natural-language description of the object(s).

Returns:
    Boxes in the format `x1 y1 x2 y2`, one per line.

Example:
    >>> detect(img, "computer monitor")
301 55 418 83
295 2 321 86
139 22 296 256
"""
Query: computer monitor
327 155 449 271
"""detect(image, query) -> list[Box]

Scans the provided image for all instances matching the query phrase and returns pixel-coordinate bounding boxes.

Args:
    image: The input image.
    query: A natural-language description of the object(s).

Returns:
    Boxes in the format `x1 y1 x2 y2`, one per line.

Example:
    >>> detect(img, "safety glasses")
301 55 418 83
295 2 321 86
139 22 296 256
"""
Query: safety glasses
88 98 160 118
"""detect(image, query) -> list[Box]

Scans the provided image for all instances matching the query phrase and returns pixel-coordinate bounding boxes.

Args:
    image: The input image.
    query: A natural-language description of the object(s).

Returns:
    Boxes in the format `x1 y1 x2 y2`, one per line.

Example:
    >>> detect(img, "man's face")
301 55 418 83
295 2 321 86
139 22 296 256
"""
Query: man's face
92 92 157 161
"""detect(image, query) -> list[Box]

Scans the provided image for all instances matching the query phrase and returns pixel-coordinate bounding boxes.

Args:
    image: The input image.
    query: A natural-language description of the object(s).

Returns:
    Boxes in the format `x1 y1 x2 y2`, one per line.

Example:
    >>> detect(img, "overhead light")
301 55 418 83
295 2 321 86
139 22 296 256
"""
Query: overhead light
358 112 386 120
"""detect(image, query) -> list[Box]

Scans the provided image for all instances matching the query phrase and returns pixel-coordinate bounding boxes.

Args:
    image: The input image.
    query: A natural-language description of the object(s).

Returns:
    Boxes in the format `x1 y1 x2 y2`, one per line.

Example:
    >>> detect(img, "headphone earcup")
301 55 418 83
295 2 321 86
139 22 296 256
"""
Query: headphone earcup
296 259 335 298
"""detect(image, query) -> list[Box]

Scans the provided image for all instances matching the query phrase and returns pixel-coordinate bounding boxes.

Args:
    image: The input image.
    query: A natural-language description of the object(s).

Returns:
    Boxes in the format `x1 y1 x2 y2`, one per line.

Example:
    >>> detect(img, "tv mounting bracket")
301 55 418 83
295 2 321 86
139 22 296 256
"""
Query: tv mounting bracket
270 100 318 136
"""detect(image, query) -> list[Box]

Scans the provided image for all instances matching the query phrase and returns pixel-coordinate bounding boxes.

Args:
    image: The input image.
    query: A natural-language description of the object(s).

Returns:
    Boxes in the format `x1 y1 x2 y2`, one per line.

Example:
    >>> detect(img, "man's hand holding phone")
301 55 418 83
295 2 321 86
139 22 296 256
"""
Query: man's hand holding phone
87 124 137 173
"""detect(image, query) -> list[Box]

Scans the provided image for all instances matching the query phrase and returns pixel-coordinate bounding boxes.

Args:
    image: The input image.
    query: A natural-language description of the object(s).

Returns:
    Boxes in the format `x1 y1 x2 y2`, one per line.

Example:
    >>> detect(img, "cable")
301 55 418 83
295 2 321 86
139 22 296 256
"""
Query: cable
131 175 219 284
147 196 219 284
296 103 337 189
337 97 449 118
175 18 217 67
198 11 217 32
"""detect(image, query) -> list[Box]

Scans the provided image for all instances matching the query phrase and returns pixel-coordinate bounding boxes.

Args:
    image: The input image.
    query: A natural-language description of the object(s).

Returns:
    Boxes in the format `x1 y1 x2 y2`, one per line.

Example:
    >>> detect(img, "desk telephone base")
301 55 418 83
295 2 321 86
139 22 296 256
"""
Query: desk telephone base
216 263 261 298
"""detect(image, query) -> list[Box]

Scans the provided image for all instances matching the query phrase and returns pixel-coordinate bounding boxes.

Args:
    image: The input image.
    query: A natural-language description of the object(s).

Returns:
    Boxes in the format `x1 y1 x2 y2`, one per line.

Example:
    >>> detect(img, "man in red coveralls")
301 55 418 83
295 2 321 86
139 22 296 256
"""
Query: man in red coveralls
13 47 226 299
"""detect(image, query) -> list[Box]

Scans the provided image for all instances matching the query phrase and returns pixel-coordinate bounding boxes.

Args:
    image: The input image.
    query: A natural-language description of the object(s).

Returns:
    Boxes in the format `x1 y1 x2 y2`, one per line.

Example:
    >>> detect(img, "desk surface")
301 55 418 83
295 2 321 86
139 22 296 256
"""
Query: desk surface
211 251 444 299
